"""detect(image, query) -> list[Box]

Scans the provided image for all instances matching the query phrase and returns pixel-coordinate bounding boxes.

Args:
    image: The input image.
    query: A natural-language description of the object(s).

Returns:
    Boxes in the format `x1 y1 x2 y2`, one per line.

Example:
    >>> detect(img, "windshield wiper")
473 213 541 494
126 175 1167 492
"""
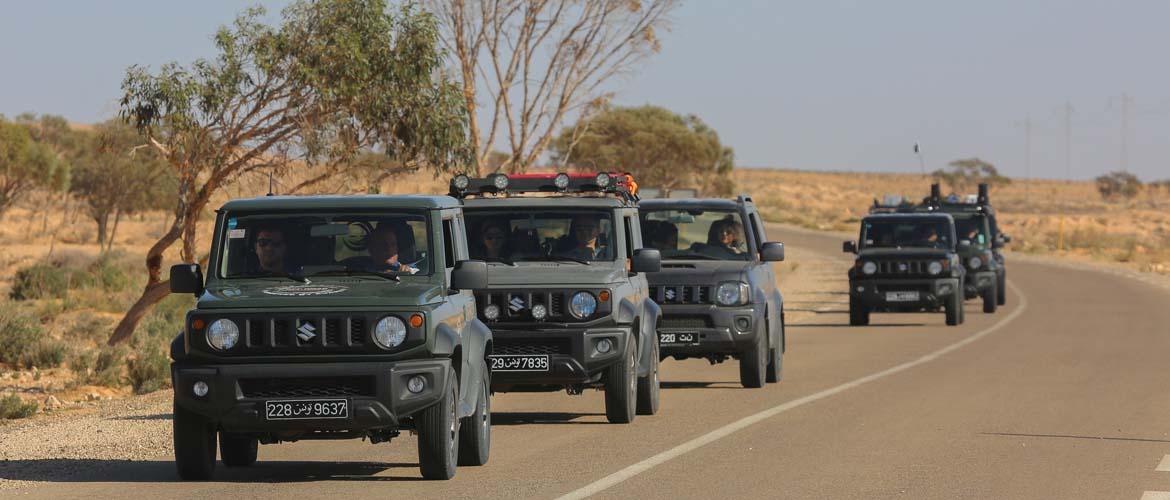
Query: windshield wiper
517 255 591 265
667 253 720 261
483 256 516 266
324 269 401 282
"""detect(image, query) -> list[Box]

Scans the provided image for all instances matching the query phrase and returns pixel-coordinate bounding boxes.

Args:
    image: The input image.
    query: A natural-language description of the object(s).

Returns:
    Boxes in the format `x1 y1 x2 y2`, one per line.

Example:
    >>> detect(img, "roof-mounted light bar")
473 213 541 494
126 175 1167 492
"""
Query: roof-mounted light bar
449 172 639 202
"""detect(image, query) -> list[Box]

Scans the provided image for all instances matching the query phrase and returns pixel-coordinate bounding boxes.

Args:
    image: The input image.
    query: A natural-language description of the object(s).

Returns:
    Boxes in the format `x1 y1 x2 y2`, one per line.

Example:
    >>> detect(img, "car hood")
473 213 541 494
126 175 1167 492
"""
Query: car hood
646 261 747 286
856 248 952 260
484 263 627 287
196 278 445 309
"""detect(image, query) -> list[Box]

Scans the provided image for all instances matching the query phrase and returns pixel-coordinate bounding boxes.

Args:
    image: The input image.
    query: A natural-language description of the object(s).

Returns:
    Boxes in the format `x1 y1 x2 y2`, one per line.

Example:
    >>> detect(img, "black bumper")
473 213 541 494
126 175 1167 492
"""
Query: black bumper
488 326 631 391
171 359 452 433
656 304 763 357
850 277 960 310
963 270 996 298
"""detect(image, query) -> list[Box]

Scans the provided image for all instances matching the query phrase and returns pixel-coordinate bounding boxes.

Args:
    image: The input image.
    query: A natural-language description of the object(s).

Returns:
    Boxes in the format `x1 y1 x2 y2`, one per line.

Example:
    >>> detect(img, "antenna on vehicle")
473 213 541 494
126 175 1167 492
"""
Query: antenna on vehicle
929 183 941 209
267 170 275 197
977 183 989 205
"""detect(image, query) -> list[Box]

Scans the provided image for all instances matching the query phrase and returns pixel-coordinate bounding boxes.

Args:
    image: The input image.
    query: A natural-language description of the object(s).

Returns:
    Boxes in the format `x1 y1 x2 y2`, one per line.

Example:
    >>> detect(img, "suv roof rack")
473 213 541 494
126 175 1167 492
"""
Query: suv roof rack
449 172 639 203
916 183 994 214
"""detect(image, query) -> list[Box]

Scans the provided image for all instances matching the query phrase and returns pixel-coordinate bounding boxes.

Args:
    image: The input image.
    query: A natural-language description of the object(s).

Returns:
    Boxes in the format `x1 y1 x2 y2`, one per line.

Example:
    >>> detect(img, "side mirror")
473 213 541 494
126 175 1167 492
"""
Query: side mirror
760 241 785 262
450 260 488 291
630 248 662 273
957 240 972 250
170 264 204 296
1001 234 1012 243
842 241 857 254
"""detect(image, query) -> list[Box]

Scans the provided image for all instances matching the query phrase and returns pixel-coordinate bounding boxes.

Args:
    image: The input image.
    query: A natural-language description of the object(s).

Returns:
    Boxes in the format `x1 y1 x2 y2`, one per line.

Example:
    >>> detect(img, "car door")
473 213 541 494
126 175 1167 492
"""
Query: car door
746 207 781 348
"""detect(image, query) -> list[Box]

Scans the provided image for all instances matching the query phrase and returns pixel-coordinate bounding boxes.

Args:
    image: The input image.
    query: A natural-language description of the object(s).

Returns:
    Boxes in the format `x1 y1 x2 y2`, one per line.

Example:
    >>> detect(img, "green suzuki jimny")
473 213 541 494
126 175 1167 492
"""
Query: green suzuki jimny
168 195 491 480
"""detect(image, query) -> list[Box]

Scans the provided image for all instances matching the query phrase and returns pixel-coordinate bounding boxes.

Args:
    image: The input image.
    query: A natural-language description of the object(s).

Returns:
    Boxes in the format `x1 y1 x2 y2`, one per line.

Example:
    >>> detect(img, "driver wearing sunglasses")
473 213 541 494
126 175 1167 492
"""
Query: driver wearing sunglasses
254 227 289 274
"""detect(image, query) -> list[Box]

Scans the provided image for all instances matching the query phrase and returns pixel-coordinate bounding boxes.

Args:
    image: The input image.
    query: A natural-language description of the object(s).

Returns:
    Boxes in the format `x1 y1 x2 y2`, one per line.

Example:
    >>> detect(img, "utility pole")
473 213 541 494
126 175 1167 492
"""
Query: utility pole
1024 115 1032 202
1120 92 1132 171
1064 100 1074 182
914 142 926 178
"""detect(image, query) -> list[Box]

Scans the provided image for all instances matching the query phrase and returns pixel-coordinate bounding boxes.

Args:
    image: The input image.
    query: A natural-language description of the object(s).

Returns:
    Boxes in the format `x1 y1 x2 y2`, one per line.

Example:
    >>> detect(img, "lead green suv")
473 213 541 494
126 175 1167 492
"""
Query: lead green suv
168 195 491 480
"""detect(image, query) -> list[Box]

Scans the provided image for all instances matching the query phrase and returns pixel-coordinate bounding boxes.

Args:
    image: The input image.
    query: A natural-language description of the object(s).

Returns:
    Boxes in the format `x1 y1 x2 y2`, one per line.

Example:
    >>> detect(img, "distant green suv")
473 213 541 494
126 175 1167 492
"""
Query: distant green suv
639 196 787 388
844 212 967 326
168 195 492 481
919 183 1006 312
453 173 663 424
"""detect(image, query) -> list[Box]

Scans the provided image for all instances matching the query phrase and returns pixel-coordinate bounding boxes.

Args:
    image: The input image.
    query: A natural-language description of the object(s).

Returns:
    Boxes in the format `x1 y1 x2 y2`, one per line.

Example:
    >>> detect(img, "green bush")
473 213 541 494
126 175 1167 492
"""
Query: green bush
0 394 39 419
127 346 170 394
73 348 126 388
19 340 66 370
10 264 70 300
0 305 43 365
86 253 131 292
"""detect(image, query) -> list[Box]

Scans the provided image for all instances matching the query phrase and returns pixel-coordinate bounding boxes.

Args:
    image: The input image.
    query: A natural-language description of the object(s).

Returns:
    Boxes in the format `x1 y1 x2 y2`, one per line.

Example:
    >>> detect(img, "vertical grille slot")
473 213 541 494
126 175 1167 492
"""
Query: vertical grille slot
324 318 342 347
272 319 291 346
247 319 265 347
698 286 711 303
549 292 564 317
349 318 365 346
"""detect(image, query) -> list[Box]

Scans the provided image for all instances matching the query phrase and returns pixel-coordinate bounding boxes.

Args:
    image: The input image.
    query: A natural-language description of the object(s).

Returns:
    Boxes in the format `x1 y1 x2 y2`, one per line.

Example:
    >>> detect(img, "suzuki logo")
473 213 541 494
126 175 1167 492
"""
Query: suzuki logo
508 296 526 312
897 263 908 272
296 321 317 342
664 288 676 301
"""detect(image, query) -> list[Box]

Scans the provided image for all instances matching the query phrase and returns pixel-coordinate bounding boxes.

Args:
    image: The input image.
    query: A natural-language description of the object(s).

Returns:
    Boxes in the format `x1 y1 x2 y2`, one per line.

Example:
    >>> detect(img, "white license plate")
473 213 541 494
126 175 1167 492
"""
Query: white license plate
886 291 921 302
490 354 550 372
659 332 699 346
265 399 348 420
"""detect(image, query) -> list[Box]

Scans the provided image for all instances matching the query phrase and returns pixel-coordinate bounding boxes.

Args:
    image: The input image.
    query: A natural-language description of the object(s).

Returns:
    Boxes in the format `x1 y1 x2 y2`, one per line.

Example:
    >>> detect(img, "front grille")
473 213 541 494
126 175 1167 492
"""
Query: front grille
650 285 713 304
493 339 572 356
476 289 607 323
874 260 933 277
195 311 424 355
659 315 713 329
239 376 375 398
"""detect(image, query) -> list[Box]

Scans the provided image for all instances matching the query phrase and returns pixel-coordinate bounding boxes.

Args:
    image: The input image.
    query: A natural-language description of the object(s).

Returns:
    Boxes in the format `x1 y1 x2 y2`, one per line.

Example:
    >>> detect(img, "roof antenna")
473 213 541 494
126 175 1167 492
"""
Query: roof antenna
267 170 275 197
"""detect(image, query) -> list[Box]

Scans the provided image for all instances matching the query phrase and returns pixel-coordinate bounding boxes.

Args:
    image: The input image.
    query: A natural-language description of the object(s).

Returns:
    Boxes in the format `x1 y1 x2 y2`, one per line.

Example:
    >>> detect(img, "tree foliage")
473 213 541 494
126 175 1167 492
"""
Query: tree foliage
0 117 68 215
108 0 471 345
428 0 679 174
1095 170 1142 201
549 105 735 196
932 158 1011 194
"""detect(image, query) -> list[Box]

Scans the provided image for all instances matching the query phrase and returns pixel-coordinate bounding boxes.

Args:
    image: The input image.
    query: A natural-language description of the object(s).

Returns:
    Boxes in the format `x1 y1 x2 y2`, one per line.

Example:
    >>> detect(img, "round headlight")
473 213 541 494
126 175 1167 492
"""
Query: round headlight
491 173 509 190
531 303 548 320
452 174 470 190
927 261 944 275
594 172 611 188
206 319 239 350
967 256 983 270
483 304 500 321
861 261 878 275
716 282 745 306
554 173 570 189
569 292 598 319
373 316 407 350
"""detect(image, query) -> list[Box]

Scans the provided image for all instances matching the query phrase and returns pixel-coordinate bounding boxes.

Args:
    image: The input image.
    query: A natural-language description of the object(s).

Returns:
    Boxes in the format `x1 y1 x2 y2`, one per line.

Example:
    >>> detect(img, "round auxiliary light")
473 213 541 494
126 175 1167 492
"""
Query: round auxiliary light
452 174 470 190
206 319 239 350
483 304 500 321
927 261 944 275
967 256 983 270
598 290 611 302
596 338 613 354
492 173 510 190
373 316 407 350
554 173 571 189
570 291 598 319
531 303 548 320
409 313 424 329
193 381 209 397
594 172 611 188
861 261 878 275
407 375 426 394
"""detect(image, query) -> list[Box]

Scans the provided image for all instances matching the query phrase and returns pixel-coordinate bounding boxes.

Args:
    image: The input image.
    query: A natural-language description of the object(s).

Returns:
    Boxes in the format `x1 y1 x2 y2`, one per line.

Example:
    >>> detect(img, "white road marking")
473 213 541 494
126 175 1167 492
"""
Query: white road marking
1158 455 1170 472
556 280 1029 500
1140 492 1170 500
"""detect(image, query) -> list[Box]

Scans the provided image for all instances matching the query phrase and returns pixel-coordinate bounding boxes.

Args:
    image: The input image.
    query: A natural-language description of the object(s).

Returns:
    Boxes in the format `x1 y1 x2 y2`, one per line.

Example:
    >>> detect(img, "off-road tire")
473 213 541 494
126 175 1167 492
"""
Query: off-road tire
997 273 1007 306
457 373 491 467
636 335 660 415
739 331 767 388
604 340 637 424
849 296 869 326
219 432 258 467
418 368 459 480
173 402 216 481
945 293 961 326
982 281 998 313
766 320 783 383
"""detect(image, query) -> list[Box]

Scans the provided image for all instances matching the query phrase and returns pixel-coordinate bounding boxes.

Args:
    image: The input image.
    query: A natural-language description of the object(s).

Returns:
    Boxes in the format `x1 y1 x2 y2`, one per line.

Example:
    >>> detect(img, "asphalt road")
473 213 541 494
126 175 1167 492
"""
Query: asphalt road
10 225 1170 499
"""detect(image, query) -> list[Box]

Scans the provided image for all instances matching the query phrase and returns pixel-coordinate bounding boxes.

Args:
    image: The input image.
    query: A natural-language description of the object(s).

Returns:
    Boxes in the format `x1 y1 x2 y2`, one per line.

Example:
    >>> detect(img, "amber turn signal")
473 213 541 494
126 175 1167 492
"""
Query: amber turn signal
598 290 611 302
191 319 205 330
409 314 424 328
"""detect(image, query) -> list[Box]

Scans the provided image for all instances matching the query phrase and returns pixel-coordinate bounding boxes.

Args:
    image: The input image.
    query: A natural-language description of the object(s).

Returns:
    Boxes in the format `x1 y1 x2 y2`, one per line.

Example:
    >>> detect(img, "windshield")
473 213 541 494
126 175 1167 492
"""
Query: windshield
465 209 615 263
217 212 431 279
860 219 953 250
953 215 990 249
640 209 749 260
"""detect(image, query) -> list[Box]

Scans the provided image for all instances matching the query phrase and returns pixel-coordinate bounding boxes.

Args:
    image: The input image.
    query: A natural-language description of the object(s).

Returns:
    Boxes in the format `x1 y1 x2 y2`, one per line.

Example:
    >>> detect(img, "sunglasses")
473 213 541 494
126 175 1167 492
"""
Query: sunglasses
484 233 506 241
257 238 285 248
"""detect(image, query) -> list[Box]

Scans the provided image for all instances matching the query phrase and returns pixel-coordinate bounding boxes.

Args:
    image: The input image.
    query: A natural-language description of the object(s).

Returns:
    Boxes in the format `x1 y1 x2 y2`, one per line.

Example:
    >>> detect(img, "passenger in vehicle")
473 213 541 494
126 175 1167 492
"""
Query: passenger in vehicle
559 215 610 260
479 220 511 260
648 221 678 254
254 225 290 275
702 216 745 256
366 222 419 274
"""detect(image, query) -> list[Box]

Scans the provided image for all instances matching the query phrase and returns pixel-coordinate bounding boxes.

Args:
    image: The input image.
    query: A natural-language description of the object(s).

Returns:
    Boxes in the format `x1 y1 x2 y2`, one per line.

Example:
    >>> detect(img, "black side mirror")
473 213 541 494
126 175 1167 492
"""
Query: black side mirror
957 240 972 251
760 241 785 262
1001 234 1012 243
842 241 857 254
450 260 488 291
170 264 204 296
630 248 662 273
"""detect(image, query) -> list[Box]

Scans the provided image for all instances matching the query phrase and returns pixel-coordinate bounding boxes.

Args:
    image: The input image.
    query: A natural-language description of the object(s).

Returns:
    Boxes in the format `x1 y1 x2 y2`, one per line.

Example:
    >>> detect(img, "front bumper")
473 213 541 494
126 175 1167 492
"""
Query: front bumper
171 358 451 433
963 270 996 298
850 277 960 310
488 326 631 391
655 303 763 357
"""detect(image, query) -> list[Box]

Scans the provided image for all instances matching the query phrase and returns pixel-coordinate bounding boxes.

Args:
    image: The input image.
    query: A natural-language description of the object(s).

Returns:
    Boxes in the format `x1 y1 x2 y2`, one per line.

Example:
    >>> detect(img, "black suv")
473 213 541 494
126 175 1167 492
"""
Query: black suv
844 212 966 326
639 196 786 388
918 183 1008 311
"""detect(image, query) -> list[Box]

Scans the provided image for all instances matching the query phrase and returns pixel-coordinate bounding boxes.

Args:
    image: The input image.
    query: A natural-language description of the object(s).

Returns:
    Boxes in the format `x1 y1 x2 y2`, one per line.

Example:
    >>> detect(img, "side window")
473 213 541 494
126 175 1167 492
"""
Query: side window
442 218 456 269
746 212 763 250
623 215 635 258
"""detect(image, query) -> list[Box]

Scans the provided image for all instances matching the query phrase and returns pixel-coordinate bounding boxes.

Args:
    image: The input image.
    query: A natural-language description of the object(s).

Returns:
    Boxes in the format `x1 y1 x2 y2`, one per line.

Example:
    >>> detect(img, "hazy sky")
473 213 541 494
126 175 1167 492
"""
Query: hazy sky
2 0 1167 180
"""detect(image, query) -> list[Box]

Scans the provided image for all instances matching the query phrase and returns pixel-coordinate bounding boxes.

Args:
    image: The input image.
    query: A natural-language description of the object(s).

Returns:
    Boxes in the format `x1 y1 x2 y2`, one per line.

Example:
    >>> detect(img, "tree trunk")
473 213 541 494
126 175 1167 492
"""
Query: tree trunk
95 213 109 250
107 209 123 253
107 280 172 345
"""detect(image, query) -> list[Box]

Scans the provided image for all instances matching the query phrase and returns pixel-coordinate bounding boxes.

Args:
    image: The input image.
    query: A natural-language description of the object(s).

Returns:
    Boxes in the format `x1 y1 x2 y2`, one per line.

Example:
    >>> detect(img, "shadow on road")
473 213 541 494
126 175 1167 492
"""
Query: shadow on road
791 323 927 328
0 459 427 484
491 412 607 426
660 381 743 390
111 413 173 421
